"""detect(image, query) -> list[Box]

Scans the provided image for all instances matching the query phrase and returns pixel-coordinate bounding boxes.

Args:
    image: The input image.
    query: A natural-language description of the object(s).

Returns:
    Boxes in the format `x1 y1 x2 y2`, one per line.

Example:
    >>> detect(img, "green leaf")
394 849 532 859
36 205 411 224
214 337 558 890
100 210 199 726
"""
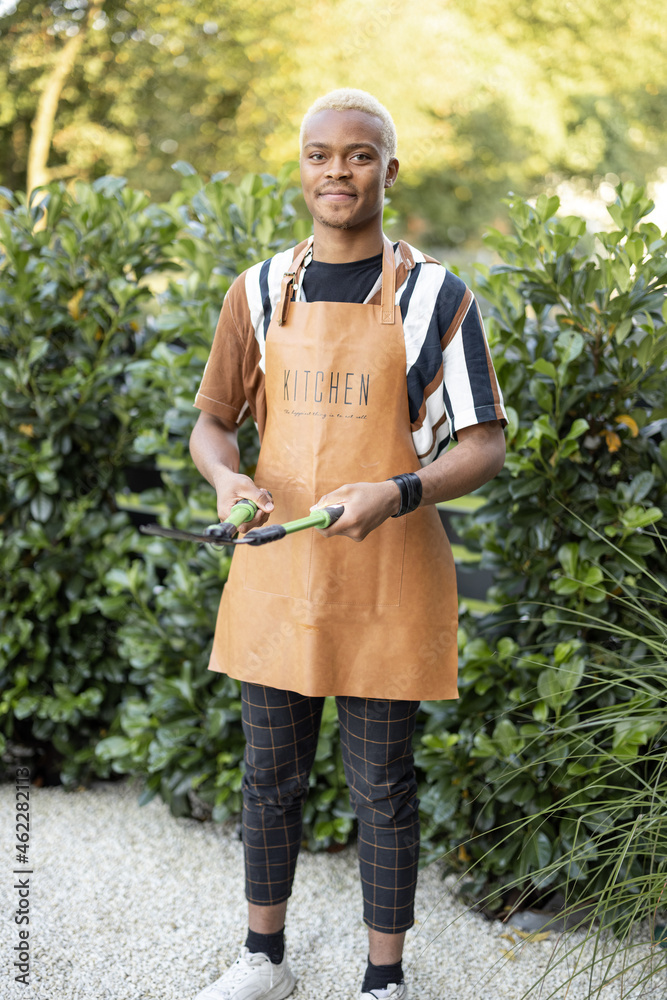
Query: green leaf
138 785 159 806
530 377 553 414
472 730 497 758
557 542 578 576
612 718 662 758
493 718 524 756
28 338 50 366
172 161 198 176
624 234 644 265
532 701 548 723
531 415 559 443
109 277 138 308
565 418 589 441
537 668 562 706
92 175 127 197
628 471 654 503
555 330 585 366
95 736 134 759
552 577 581 595
14 696 40 719
524 830 552 869
535 194 560 221
620 506 663 530
614 318 633 344
29 494 54 522
532 358 558 380
557 656 585 699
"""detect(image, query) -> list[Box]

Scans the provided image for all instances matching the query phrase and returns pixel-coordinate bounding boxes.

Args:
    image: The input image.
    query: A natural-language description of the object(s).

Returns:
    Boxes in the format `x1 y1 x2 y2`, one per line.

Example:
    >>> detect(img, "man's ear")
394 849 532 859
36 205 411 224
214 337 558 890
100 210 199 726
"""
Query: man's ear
384 157 399 189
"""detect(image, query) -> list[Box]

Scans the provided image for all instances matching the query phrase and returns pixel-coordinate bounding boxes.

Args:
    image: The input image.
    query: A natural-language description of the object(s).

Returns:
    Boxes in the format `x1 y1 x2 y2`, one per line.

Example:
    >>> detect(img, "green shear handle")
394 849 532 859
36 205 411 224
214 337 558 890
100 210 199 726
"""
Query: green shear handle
206 498 260 541
240 503 344 545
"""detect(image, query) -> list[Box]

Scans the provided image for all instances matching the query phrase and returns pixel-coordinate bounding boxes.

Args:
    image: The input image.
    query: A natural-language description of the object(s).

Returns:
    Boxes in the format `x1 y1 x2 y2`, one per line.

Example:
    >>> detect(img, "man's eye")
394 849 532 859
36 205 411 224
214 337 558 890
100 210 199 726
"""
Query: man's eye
310 153 325 160
352 153 370 161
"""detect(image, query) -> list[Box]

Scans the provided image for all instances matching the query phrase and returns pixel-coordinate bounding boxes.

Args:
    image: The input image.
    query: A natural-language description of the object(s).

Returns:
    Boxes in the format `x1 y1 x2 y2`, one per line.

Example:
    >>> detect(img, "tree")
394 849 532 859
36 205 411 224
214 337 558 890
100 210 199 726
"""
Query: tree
0 0 291 198
27 0 105 195
1 0 666 245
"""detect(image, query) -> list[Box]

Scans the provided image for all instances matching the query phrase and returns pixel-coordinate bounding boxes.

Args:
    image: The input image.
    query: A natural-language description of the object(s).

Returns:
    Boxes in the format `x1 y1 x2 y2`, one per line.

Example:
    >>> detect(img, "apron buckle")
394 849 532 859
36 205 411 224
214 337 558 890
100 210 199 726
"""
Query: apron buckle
278 271 297 326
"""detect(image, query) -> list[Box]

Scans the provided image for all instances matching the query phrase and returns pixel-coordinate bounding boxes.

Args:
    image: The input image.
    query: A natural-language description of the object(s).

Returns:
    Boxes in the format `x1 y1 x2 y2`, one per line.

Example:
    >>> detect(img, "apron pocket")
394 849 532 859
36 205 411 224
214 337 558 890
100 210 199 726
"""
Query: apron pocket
242 489 312 601
307 515 407 606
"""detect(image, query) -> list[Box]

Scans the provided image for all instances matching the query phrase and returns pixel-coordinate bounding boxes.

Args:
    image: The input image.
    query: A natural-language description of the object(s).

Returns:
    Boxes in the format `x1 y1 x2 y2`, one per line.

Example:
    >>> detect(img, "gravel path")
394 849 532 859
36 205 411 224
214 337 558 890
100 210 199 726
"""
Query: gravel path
0 777 663 1000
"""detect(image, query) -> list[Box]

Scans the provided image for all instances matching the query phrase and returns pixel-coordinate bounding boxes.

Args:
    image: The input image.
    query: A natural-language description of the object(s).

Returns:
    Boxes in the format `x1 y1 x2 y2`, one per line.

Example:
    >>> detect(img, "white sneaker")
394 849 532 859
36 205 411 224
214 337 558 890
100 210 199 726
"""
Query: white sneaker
193 946 296 1000
361 984 408 1000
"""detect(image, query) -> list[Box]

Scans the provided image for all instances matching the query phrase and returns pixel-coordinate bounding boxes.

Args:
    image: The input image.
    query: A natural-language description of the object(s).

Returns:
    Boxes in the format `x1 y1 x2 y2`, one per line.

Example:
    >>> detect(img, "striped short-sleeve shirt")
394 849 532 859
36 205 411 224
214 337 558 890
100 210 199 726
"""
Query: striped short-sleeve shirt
193 239 507 465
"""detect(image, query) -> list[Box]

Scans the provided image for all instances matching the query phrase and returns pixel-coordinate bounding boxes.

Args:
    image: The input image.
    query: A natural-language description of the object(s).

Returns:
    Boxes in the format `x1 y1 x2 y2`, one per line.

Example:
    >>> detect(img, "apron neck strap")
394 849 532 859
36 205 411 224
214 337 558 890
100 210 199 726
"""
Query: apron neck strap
278 233 396 326
278 239 313 326
380 234 396 325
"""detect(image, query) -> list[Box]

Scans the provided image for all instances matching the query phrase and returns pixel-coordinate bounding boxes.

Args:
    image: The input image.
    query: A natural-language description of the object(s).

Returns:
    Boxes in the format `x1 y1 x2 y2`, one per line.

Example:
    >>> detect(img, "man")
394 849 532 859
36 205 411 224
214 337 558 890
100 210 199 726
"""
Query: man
189 88 507 1000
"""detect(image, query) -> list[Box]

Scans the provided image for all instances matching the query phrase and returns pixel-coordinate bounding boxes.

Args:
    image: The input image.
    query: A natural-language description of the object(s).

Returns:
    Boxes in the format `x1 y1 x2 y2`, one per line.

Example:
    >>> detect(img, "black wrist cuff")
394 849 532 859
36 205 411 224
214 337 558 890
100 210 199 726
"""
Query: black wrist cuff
388 472 423 517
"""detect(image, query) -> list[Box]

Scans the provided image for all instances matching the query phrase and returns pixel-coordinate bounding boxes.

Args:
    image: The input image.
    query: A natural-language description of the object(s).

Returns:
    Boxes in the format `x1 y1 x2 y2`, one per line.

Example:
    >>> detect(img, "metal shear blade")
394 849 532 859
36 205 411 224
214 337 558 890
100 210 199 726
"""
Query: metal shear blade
139 523 237 546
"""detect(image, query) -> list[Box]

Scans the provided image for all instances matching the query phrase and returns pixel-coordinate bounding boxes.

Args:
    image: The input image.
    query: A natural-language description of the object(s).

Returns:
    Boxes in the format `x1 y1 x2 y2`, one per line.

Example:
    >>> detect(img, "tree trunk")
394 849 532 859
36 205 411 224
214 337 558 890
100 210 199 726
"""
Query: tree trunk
27 0 105 200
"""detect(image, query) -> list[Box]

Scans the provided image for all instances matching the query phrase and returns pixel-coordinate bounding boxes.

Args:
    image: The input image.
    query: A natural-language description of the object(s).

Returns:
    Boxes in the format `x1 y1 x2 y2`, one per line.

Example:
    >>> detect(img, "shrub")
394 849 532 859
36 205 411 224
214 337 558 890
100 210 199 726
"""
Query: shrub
0 179 179 782
420 530 667 998
416 183 667 931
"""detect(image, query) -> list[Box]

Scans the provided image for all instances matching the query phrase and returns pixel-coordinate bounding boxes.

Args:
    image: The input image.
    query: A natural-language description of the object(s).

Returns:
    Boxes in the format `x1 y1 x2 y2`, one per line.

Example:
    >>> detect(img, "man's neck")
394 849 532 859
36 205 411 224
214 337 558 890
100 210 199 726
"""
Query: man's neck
311 220 384 263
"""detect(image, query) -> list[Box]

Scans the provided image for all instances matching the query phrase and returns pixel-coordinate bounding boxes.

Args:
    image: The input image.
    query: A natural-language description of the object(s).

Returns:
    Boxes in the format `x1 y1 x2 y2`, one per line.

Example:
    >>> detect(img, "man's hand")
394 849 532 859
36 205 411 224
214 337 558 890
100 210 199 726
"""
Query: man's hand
310 480 401 541
190 413 273 533
212 467 275 534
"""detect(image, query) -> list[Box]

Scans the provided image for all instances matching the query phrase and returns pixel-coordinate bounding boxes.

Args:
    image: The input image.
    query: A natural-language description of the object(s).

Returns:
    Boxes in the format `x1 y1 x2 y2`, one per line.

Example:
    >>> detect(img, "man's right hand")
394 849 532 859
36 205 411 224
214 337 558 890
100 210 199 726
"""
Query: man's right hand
212 469 275 534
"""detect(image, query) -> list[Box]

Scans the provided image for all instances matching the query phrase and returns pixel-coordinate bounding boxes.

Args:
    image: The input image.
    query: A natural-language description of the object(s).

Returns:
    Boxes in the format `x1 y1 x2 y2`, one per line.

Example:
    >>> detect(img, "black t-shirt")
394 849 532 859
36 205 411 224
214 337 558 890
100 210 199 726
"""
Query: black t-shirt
301 249 386 303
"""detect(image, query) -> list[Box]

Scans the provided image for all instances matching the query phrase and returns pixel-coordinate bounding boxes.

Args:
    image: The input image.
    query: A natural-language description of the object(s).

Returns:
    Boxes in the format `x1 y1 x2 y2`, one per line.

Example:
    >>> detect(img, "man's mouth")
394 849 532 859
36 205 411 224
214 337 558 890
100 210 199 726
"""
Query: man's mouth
318 189 357 201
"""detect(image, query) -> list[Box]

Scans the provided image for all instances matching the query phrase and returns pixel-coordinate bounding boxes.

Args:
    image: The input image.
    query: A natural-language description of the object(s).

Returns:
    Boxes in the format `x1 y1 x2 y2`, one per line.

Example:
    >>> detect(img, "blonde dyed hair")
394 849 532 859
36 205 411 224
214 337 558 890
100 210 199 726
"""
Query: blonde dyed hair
299 88 397 160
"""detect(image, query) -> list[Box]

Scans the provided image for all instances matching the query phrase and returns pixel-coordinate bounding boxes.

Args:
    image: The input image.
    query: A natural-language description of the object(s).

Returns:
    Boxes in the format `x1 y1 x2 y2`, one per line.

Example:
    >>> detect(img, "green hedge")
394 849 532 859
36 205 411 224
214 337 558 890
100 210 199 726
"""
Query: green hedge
0 177 180 782
416 184 667 928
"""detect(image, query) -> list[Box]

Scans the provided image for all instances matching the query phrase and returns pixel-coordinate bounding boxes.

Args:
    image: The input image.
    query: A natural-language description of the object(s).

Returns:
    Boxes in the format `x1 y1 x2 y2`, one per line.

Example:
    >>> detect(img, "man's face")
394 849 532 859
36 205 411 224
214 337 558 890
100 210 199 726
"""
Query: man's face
300 109 399 232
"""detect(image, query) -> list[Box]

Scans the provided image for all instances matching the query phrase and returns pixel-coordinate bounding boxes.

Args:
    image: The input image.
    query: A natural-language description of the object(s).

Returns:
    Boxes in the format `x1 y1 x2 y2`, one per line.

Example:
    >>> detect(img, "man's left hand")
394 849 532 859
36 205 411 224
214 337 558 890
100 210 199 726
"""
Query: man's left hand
310 480 402 541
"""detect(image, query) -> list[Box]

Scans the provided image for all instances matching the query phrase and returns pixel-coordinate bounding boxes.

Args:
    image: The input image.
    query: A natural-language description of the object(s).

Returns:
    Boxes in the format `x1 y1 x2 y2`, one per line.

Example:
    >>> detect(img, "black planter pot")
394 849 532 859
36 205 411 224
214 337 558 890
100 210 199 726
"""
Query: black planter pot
438 507 494 602
123 463 163 494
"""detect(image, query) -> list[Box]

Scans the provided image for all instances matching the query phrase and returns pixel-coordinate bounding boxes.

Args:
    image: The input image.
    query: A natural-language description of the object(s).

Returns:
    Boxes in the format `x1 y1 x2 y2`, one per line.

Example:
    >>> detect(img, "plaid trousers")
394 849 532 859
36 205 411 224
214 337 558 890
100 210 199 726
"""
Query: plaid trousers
241 681 421 934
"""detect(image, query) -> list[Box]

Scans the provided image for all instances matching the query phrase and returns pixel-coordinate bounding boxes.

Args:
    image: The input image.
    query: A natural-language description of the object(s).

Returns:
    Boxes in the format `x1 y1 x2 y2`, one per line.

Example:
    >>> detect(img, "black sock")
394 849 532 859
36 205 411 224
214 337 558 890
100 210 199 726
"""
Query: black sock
244 927 285 965
361 956 404 993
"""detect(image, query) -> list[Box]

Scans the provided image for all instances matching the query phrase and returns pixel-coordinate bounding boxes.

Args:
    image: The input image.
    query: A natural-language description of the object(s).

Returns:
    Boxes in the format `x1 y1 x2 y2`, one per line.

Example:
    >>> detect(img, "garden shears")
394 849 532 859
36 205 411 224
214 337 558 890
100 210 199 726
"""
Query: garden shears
139 498 345 547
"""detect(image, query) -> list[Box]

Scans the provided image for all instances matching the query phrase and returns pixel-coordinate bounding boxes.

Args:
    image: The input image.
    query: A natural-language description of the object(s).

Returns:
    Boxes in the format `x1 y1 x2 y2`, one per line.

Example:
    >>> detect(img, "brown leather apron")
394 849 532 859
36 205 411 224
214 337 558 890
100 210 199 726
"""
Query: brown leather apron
208 235 459 700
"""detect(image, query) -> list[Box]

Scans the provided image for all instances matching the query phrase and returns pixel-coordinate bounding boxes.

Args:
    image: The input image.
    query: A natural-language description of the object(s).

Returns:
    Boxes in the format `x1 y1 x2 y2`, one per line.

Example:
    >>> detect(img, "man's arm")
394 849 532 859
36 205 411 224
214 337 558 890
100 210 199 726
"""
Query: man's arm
189 411 274 532
416 419 506 505
311 419 506 541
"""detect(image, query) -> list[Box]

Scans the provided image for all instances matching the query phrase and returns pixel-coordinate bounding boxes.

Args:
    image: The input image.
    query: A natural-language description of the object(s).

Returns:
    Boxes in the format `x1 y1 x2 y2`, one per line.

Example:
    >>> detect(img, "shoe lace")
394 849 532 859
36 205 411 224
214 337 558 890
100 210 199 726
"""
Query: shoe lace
209 950 269 999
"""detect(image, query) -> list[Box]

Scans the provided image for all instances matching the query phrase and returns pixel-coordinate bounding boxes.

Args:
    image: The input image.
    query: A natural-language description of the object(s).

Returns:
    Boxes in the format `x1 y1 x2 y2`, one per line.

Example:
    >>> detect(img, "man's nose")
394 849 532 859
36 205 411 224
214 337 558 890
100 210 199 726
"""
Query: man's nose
325 156 351 178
